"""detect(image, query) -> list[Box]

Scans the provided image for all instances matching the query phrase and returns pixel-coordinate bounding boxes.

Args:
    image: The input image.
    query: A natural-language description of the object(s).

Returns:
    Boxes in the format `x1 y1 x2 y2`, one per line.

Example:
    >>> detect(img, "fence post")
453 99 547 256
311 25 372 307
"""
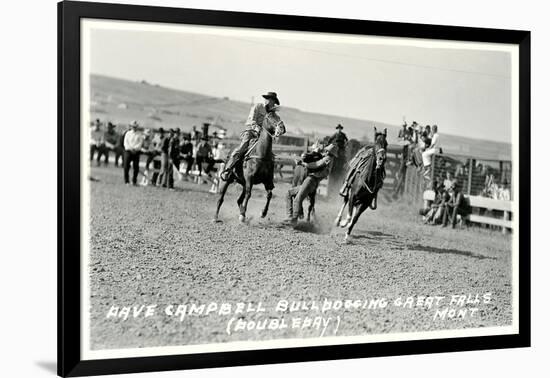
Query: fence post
430 154 435 185
423 158 431 209
467 159 474 195
502 211 509 234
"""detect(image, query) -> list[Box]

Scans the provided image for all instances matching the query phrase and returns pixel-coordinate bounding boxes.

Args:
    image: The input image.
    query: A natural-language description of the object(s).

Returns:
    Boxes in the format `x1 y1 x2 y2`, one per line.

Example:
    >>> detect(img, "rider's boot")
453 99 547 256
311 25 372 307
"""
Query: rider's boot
220 155 238 181
339 168 357 197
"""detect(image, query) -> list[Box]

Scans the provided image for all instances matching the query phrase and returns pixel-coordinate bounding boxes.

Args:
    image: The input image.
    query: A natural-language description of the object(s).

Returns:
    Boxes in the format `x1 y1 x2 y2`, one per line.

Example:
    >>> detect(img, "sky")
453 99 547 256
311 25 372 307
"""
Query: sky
89 24 513 143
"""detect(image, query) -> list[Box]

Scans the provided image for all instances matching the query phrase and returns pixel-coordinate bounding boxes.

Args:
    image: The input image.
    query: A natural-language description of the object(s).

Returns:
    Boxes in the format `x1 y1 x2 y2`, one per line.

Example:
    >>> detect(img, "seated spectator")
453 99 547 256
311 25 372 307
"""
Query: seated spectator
423 183 448 225
498 179 511 201
442 180 469 228
421 124 440 167
398 123 408 140
482 173 499 198
407 124 424 169
423 125 432 148
443 171 453 191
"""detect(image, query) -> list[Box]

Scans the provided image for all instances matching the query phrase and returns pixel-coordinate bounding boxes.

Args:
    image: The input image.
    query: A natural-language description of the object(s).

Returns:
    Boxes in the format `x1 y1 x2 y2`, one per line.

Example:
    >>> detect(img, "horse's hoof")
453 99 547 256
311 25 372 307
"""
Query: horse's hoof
260 213 267 219
339 220 349 228
239 215 246 223
212 218 223 223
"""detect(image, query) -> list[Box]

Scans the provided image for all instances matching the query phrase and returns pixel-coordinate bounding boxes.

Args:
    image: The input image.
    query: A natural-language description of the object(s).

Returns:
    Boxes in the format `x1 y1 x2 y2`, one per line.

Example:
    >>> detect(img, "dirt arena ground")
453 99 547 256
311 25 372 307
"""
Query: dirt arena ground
88 166 513 350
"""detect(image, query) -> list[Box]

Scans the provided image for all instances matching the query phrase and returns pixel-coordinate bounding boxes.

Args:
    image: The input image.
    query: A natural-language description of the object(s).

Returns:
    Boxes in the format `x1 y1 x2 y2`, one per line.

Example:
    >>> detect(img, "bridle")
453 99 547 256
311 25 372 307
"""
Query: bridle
261 120 284 139
375 147 387 168
244 120 285 160
363 144 387 194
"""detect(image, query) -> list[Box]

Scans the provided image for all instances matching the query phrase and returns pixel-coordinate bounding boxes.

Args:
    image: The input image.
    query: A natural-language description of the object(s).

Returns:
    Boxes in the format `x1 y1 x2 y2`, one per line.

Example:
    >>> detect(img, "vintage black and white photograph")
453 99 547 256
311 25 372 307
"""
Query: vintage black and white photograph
79 18 520 360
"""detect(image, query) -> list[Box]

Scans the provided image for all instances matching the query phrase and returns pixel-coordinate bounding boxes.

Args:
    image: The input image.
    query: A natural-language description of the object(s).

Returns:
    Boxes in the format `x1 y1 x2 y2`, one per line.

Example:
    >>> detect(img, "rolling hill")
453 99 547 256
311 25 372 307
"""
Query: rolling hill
90 74 511 160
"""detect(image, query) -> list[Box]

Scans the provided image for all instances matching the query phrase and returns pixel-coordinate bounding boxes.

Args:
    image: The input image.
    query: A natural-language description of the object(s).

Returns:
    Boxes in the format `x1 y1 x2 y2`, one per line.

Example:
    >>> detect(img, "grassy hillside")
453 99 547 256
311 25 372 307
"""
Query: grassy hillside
90 74 511 160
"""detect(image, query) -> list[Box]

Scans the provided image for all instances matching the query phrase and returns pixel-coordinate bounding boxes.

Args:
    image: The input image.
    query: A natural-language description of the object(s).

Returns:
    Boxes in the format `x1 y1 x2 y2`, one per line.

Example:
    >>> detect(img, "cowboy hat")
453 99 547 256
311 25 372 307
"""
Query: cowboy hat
262 91 280 105
336 124 344 130
324 144 339 157
310 140 324 152
130 120 139 127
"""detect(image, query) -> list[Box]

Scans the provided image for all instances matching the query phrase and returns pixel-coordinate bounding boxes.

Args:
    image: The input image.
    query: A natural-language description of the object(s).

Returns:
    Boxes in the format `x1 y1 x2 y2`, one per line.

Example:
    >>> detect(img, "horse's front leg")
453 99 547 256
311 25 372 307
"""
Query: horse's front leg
239 179 253 222
261 189 272 218
335 198 348 227
237 184 246 207
214 178 232 222
345 202 368 242
339 193 355 228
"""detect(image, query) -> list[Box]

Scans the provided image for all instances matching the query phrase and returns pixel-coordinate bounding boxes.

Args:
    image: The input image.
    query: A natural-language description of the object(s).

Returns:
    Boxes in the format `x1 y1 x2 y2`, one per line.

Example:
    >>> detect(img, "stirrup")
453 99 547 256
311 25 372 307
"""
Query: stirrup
220 170 231 181
339 185 349 197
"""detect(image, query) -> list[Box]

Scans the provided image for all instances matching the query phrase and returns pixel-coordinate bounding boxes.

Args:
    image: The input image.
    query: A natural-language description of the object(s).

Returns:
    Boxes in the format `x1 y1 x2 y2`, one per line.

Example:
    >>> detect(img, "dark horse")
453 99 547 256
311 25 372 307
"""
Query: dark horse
334 128 388 241
214 120 285 223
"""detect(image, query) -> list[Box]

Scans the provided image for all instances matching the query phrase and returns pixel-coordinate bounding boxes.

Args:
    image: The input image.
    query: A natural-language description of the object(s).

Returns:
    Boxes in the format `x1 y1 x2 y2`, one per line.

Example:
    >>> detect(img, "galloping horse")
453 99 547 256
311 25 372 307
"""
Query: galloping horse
213 120 286 222
334 128 388 241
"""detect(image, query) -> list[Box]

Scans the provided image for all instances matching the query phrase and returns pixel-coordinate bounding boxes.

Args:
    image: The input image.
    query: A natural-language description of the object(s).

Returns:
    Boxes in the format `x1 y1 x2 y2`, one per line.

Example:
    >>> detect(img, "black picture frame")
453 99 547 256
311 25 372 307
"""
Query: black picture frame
58 1 531 376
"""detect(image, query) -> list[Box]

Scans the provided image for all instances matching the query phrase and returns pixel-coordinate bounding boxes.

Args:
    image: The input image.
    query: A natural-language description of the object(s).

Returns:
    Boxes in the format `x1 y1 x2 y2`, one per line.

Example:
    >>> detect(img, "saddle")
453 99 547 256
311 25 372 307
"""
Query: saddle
349 148 385 193
243 134 275 162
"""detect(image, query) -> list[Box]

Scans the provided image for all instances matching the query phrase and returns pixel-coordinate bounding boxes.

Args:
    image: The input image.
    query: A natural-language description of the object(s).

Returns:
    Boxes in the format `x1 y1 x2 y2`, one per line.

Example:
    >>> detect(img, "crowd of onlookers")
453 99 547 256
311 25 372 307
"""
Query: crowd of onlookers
393 121 464 228
420 177 468 228
397 121 442 167
393 121 512 229
481 174 511 201
89 118 228 193
392 121 442 198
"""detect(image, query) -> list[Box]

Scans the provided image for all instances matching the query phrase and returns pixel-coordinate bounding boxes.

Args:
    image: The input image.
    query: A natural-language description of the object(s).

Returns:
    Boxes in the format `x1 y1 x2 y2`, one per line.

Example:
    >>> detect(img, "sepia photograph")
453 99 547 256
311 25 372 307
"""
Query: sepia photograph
77 16 521 361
